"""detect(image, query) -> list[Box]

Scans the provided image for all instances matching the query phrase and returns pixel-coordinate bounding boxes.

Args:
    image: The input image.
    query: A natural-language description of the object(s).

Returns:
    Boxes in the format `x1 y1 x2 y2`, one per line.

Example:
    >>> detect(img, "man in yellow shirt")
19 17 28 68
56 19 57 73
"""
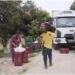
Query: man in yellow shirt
40 22 55 69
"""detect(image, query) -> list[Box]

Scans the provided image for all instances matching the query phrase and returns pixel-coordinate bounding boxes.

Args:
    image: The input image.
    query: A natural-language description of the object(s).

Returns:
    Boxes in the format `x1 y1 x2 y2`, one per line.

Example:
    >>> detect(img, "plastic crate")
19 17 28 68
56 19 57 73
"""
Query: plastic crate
22 51 28 63
60 48 69 53
33 43 43 52
14 52 23 66
26 45 33 54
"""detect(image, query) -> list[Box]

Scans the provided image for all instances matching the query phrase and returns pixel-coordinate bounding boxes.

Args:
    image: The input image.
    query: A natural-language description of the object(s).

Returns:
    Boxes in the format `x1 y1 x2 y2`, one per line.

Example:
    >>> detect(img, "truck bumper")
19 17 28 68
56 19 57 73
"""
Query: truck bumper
53 38 75 48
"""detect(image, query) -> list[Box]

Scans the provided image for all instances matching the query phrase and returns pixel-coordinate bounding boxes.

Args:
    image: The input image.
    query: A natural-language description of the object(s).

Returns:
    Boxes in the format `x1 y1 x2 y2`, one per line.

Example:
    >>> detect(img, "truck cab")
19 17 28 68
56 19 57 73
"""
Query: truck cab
52 10 75 49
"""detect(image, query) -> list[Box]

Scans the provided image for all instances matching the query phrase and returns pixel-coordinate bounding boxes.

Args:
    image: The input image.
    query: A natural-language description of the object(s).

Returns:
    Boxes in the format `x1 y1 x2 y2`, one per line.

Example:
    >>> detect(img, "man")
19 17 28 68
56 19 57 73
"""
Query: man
10 29 21 62
39 22 55 69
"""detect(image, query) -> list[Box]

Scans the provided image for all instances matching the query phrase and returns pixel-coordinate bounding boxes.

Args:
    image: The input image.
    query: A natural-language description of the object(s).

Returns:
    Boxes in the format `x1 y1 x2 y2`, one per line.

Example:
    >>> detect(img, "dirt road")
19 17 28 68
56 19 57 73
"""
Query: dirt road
0 50 75 74
24 50 75 74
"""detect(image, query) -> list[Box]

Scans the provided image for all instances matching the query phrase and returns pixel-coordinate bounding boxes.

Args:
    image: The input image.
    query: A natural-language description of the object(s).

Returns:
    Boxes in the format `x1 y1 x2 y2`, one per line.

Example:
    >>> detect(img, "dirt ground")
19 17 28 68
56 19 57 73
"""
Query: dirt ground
0 50 75 74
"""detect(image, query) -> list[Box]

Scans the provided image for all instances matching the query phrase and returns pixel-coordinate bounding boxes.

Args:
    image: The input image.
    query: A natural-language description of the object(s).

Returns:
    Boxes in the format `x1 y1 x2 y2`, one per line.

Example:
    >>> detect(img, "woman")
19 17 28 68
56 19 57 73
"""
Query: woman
10 30 21 62
39 22 55 69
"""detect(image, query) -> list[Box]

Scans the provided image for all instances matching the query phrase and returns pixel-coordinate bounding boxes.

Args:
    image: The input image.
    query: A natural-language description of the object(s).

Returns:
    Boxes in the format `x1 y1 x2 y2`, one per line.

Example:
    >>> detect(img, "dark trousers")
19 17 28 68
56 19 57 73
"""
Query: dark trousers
42 47 52 67
11 48 15 62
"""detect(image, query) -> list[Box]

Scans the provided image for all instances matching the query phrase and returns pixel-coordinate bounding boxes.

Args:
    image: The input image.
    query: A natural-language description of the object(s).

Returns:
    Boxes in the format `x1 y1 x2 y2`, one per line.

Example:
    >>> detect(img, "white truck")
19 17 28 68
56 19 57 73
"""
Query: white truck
52 10 75 49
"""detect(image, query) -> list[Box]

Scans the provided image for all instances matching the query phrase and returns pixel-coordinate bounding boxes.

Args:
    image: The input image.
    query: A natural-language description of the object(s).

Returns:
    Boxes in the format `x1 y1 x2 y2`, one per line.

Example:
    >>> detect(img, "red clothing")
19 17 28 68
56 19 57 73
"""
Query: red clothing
10 34 21 48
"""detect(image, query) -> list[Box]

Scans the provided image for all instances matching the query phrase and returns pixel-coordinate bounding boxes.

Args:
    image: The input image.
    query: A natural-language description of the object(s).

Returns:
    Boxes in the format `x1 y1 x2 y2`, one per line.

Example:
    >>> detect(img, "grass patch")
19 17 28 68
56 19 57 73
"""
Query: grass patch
0 50 11 58
0 50 4 58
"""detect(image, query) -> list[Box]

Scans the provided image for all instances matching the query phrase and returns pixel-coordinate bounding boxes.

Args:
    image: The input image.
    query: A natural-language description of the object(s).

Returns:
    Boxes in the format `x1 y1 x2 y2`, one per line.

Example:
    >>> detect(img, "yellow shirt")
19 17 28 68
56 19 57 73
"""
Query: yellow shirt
40 31 55 49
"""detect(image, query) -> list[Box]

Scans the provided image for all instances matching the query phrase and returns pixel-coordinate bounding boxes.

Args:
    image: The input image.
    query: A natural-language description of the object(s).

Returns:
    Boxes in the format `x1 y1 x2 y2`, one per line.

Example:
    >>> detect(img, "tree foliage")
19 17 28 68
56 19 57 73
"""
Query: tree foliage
22 0 51 36
0 1 22 47
70 1 75 10
0 0 51 48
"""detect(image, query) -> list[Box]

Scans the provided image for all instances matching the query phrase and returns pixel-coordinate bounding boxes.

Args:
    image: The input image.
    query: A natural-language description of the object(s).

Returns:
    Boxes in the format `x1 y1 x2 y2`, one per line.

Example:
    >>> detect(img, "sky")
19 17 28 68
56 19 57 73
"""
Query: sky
22 0 75 15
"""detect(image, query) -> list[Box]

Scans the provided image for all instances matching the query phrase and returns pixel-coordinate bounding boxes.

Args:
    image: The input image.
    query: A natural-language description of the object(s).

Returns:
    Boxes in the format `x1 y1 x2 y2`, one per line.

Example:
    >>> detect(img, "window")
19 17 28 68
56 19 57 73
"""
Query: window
57 17 75 27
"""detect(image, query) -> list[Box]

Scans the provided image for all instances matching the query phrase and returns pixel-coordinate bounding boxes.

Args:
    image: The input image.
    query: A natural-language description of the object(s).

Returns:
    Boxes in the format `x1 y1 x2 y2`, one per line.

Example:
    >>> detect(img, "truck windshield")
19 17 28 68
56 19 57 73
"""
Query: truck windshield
57 17 75 27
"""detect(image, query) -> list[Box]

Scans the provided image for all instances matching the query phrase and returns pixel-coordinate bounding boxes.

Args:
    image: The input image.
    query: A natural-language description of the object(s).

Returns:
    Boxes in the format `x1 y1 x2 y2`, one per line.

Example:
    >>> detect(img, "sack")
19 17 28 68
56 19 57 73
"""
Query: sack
14 44 26 52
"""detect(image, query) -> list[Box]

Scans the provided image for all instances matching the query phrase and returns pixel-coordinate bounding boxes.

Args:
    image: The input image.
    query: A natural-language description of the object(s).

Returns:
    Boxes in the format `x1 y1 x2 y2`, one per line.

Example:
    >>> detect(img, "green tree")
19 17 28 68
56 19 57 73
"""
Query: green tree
29 20 38 36
70 1 75 10
0 1 22 48
22 0 51 37
0 0 51 48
